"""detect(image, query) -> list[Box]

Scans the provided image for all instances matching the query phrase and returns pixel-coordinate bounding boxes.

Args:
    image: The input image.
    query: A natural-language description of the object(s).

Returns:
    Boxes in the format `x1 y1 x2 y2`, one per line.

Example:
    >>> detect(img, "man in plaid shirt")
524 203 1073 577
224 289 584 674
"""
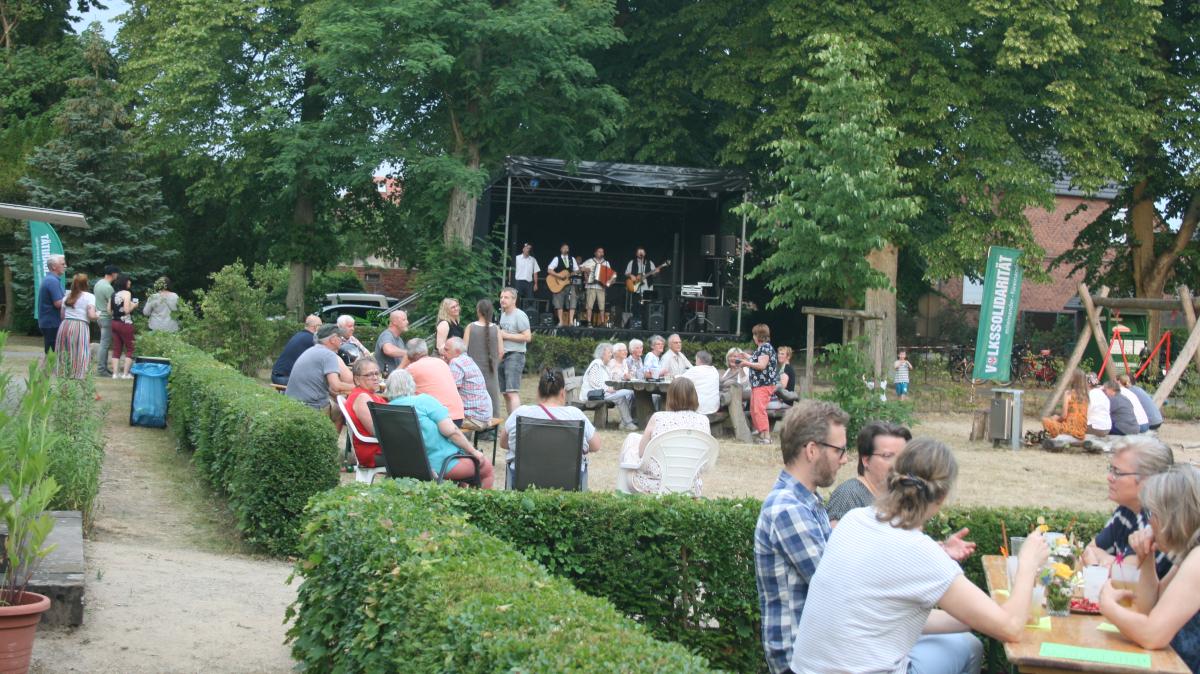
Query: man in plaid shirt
443 337 493 425
755 400 850 673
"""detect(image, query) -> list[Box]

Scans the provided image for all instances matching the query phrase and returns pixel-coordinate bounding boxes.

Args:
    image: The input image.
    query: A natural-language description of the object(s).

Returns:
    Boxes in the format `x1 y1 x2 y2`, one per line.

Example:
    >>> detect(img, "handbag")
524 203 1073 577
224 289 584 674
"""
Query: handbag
587 389 605 401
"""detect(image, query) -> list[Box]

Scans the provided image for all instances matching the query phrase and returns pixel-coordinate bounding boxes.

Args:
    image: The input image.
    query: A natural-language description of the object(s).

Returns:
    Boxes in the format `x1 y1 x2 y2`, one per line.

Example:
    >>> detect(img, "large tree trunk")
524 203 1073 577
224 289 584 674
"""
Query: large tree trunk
443 142 482 247
0 264 12 329
286 260 313 320
1130 182 1199 370
865 244 898 379
285 65 324 319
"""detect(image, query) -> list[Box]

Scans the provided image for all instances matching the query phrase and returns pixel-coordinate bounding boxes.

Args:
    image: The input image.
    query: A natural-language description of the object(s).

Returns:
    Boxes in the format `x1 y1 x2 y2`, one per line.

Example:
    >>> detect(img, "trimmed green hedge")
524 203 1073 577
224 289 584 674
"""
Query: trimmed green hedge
138 332 339 555
287 480 716 673
398 486 1110 673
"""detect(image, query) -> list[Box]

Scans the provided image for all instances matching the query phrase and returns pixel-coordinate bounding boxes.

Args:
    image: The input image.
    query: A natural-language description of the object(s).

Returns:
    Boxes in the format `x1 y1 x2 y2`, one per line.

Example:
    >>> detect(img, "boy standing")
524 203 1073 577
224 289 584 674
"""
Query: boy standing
893 350 913 401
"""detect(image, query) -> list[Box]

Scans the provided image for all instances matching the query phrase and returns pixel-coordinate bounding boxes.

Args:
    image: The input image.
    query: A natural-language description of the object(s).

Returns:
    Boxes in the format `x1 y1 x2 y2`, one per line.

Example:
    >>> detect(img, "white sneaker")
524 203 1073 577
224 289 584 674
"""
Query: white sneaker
111 371 119 379
122 373 133 379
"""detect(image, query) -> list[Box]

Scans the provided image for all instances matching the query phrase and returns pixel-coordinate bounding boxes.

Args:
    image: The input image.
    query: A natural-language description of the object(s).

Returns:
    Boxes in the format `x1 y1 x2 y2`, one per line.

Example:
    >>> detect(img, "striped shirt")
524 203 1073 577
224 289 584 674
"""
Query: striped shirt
755 471 831 674
894 359 912 384
1095 505 1173 579
448 354 492 422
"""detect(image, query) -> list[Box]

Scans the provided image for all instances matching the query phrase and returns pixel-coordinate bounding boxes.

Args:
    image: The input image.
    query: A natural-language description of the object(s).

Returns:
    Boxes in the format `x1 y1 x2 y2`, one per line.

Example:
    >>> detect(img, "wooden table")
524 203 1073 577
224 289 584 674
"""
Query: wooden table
606 379 670 429
981 555 1189 673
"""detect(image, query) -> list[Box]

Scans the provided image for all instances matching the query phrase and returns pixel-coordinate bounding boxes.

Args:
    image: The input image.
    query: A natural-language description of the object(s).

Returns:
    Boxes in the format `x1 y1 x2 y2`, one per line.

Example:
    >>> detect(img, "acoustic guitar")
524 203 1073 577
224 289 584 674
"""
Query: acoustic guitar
545 267 582 294
625 260 672 293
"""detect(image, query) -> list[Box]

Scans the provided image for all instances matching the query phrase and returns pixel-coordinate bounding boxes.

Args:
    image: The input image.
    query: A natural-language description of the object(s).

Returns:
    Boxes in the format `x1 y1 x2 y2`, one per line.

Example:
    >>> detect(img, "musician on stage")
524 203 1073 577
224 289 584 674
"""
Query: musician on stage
624 247 658 295
546 243 579 327
513 242 540 301
580 247 615 327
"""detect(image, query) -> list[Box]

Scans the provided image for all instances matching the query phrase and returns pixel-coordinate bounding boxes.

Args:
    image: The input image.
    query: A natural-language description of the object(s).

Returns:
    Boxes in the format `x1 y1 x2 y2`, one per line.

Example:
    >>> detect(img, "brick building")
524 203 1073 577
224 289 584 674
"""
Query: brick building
915 180 1118 340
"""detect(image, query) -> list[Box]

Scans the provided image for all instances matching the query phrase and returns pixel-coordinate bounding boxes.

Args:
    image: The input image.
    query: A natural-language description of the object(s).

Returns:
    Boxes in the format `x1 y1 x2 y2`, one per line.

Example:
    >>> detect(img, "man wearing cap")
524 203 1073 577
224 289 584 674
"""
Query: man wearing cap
94 264 120 375
286 324 354 421
513 243 540 302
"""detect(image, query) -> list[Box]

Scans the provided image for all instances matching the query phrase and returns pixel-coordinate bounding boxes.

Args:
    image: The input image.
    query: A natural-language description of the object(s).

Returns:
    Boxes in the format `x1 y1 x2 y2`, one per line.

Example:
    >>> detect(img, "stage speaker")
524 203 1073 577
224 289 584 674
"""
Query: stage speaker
524 307 539 327
719 235 737 257
519 298 538 313
667 299 681 331
645 303 665 332
700 234 716 257
540 311 556 327
708 305 732 333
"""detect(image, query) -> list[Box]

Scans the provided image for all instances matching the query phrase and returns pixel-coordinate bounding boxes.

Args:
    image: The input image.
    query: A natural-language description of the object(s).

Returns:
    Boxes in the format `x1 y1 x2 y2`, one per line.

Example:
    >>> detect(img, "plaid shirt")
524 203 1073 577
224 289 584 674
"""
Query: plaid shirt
755 470 831 674
449 354 493 421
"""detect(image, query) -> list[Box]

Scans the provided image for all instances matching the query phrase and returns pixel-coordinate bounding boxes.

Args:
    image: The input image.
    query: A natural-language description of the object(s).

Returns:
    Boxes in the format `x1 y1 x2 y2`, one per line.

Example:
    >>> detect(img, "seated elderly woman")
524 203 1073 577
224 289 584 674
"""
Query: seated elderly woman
581 342 637 431
383 368 495 488
1083 436 1175 578
619 377 711 496
500 367 600 489
1100 464 1200 671
608 342 630 381
344 357 387 468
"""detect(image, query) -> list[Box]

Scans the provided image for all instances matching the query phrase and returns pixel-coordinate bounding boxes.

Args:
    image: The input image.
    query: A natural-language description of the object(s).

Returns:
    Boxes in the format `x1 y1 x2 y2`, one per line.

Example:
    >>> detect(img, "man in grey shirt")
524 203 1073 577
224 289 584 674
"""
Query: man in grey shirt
1103 380 1140 436
374 309 409 376
287 324 354 421
497 287 531 416
1118 373 1163 430
94 265 119 376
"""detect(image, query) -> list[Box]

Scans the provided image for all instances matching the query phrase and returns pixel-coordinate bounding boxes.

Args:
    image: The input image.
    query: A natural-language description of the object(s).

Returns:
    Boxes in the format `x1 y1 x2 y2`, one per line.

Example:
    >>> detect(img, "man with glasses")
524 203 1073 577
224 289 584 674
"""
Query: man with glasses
286 324 355 423
1083 437 1175 578
755 400 850 674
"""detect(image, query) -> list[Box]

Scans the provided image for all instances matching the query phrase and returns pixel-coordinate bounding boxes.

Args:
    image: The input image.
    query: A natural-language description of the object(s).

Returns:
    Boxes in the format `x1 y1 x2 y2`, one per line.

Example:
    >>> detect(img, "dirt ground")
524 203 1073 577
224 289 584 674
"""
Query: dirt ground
0 339 298 674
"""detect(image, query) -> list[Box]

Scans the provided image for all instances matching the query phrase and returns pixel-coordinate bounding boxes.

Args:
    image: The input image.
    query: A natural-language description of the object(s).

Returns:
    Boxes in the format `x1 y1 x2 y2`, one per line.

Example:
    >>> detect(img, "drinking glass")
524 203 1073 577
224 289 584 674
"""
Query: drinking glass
1009 536 1027 555
1082 566 1107 603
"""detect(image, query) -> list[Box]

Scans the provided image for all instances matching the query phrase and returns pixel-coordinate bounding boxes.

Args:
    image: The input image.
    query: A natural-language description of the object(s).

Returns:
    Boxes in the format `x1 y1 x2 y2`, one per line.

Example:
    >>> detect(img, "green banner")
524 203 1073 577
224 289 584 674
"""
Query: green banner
972 246 1024 381
29 220 64 319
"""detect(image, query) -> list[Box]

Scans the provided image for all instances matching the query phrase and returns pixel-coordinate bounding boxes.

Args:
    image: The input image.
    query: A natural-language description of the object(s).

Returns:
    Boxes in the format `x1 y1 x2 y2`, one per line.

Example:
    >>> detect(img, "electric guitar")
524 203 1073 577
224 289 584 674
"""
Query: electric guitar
625 260 671 293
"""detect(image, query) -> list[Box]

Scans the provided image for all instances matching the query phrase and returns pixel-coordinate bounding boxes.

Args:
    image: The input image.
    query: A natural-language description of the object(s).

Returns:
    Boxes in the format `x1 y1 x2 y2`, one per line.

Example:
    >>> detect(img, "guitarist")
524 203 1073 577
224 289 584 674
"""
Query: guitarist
546 243 579 327
624 247 659 296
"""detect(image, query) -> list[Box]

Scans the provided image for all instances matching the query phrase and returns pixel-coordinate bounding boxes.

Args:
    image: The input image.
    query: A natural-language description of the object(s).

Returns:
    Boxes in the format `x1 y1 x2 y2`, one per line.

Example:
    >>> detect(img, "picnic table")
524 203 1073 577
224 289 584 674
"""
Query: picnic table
607 379 670 429
981 555 1189 673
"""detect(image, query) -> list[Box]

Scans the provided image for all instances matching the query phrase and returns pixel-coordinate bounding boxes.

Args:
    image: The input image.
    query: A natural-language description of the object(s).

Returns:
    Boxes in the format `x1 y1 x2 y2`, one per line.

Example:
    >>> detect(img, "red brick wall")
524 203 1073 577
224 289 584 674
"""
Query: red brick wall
337 265 415 300
932 195 1109 315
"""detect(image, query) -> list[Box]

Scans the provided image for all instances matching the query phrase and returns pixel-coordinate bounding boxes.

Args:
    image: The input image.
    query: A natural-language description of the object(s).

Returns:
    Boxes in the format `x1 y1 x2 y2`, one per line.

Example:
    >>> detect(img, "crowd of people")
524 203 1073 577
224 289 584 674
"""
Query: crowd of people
1041 369 1164 451
36 255 180 382
756 399 1199 673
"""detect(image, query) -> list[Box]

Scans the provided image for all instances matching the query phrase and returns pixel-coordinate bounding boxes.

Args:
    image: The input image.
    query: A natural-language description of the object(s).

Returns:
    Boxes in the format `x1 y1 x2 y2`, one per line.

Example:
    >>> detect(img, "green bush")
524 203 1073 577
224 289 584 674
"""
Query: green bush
818 339 915 440
138 331 339 554
46 377 105 524
287 480 715 673
395 487 1111 673
185 262 291 376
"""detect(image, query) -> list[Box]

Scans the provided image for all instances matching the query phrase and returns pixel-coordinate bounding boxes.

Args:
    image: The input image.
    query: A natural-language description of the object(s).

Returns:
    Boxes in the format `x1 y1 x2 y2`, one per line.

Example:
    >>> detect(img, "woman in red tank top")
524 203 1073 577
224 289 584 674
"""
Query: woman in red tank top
346 358 387 467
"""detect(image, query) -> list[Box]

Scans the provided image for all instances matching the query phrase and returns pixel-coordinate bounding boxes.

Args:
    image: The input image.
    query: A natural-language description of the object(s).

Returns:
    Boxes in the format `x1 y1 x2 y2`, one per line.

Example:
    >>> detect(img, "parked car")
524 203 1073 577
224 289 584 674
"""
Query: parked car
318 304 387 324
323 293 398 309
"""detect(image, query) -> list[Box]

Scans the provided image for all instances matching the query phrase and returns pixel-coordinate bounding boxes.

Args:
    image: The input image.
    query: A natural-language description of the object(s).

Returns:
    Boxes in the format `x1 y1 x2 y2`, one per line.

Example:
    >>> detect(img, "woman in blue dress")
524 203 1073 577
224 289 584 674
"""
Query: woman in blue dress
1101 464 1200 671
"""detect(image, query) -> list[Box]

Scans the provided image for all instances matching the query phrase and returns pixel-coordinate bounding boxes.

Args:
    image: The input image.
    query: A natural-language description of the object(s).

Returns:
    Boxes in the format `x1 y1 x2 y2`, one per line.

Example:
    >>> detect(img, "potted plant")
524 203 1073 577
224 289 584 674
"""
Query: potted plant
0 341 61 674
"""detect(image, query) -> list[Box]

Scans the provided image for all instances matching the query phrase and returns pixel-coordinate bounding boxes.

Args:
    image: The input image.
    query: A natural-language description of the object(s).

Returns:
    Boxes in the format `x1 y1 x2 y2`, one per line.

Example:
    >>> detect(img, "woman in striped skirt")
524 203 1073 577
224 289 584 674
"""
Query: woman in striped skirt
56 273 98 379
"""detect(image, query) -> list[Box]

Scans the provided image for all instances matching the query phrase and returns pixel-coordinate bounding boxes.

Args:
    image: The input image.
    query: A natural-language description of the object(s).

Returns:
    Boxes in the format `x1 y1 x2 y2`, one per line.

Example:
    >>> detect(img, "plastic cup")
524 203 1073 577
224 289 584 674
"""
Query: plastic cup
1111 557 1140 607
1009 536 1027 555
1006 556 1020 588
1028 585 1046 623
1083 565 1107 603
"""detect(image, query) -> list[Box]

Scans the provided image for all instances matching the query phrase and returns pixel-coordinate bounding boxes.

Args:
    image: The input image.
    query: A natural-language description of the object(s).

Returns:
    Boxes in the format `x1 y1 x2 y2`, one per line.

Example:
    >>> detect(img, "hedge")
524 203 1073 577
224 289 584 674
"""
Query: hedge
392 486 1111 673
287 480 716 673
47 377 105 524
138 332 339 555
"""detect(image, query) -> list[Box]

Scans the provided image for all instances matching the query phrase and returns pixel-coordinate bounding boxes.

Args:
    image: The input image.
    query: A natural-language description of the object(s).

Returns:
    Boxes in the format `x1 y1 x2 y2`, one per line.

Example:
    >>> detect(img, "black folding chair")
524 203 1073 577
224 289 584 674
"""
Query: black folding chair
368 402 480 487
512 416 585 491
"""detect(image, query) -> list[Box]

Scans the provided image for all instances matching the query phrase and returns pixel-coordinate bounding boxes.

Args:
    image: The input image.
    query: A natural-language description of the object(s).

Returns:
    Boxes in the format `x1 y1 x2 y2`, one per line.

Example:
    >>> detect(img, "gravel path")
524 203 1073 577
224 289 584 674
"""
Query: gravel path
27 354 297 674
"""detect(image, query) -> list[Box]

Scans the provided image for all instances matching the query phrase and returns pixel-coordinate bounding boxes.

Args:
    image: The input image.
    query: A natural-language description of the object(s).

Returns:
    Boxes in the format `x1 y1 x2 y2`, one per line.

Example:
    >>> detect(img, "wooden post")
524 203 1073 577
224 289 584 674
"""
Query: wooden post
874 320 884 381
805 312 815 396
1152 317 1200 406
1178 286 1200 377
1040 285 1111 417
1080 284 1112 376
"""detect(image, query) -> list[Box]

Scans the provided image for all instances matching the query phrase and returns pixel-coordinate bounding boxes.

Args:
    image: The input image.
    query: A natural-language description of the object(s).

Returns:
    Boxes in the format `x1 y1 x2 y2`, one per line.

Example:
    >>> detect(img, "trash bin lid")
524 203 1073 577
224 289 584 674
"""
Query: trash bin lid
130 362 171 377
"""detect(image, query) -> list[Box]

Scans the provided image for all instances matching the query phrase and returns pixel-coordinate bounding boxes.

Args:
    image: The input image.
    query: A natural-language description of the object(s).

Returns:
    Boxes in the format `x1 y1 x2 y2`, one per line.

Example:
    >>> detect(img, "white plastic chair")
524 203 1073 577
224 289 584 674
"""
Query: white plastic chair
616 429 719 495
336 395 388 484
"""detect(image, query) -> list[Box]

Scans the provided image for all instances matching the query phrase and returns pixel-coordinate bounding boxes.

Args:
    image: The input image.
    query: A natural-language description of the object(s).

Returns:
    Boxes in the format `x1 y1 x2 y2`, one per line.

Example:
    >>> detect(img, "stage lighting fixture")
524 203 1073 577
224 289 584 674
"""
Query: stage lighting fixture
592 184 601 192
530 178 540 188
665 189 674 196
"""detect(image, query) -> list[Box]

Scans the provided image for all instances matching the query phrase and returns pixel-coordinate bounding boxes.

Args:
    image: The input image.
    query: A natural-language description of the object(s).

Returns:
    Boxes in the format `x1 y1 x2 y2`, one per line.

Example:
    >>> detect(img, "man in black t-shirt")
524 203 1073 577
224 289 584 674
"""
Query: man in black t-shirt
271 315 321 385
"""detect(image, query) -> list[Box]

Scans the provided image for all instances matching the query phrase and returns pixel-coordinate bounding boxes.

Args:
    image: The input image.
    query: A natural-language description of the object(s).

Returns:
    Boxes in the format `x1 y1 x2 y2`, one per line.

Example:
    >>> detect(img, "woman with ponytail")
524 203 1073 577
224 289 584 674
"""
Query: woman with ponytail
790 438 1050 674
1101 464 1200 671
56 273 98 379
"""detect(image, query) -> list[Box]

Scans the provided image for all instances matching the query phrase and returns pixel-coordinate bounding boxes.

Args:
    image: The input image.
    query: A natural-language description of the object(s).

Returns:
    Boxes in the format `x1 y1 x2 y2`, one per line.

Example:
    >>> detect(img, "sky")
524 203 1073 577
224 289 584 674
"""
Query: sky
74 0 128 40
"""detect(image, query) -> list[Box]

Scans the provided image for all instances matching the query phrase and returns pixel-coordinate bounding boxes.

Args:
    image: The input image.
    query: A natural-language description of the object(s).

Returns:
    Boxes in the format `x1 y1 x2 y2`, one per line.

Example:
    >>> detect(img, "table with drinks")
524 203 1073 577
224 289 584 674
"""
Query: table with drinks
981 555 1189 673
606 379 671 429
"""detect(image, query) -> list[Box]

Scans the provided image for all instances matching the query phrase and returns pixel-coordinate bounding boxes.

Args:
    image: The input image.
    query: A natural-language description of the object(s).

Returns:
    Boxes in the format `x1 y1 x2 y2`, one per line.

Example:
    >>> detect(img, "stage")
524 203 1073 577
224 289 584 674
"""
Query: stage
531 324 740 343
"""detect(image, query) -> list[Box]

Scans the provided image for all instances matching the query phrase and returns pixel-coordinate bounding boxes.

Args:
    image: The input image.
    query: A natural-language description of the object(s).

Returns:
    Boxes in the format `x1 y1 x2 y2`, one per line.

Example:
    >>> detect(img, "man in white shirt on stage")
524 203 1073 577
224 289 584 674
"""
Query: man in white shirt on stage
513 242 540 302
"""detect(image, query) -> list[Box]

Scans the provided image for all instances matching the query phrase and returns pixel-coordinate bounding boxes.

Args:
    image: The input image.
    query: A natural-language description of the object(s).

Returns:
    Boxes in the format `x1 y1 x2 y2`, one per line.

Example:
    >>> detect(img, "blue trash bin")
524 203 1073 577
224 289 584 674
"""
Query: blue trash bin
130 357 171 428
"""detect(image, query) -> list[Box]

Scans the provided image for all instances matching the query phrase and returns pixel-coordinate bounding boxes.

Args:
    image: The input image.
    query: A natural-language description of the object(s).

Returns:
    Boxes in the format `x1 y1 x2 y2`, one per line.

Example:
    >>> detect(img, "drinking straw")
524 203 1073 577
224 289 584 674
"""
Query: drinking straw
1000 520 1009 558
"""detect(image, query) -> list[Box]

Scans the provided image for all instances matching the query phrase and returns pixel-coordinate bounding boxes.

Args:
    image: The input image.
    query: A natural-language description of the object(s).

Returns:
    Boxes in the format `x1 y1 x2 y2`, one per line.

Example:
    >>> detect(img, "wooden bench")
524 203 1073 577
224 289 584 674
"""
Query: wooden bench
712 384 753 443
271 383 287 394
565 374 615 429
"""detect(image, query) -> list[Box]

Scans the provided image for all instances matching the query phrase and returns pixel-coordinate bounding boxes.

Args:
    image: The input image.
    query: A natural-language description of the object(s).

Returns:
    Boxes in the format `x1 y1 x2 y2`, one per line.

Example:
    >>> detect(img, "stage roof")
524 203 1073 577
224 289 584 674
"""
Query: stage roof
504 156 750 193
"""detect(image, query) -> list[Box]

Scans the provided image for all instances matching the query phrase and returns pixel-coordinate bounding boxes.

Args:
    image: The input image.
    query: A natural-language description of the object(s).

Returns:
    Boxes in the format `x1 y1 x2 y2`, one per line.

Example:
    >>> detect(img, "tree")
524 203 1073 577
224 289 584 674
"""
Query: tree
300 0 626 247
119 0 380 317
1054 0 1200 350
738 34 918 367
14 27 172 296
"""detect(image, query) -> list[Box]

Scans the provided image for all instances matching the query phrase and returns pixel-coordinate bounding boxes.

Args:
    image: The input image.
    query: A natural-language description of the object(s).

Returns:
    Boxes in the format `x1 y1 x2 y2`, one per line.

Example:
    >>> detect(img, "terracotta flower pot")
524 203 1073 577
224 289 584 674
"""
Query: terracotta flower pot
0 592 51 674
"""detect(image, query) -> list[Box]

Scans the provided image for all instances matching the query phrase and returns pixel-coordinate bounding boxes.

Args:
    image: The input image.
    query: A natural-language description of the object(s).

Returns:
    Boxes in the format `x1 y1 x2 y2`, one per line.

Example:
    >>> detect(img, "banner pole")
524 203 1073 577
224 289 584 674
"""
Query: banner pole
502 176 512 287
736 193 747 335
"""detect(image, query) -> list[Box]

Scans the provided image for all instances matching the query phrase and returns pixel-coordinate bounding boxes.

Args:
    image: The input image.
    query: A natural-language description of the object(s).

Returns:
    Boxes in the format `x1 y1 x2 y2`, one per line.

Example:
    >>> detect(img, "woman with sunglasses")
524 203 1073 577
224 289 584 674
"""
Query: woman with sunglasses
825 421 912 525
1083 437 1175 578
346 358 387 468
1100 464 1200 672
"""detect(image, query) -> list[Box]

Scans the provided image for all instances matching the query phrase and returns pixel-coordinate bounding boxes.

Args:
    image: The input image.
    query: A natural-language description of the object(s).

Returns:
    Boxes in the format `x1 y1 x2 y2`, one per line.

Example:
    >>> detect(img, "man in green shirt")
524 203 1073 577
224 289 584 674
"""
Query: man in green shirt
93 265 119 376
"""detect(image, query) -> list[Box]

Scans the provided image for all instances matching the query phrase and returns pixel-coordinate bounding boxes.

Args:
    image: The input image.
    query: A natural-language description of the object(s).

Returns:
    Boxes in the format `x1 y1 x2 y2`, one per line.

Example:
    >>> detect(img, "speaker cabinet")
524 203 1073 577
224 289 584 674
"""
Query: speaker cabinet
645 303 665 331
719 235 737 257
700 234 716 257
708 305 732 333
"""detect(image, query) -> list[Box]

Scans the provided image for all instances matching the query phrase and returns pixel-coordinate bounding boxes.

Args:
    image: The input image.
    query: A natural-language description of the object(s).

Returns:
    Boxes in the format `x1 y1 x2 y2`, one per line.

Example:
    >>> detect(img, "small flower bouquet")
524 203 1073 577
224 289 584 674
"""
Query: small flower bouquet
1040 561 1077 616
